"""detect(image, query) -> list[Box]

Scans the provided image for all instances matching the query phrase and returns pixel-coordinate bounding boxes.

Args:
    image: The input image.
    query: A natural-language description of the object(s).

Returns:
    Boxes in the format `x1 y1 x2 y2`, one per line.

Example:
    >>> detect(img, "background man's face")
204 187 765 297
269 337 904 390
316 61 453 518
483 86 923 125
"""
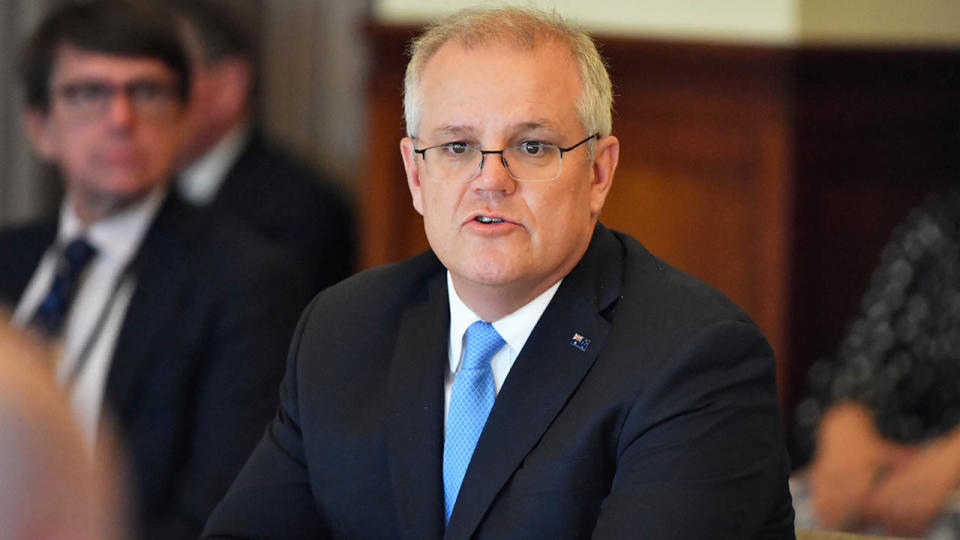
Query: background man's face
402 39 615 304
28 46 184 217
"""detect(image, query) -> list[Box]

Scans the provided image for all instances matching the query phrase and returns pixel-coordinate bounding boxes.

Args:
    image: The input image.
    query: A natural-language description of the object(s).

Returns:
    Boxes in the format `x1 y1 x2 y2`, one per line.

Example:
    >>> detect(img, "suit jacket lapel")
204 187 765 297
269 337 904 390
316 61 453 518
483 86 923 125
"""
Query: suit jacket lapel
386 268 449 540
444 225 624 540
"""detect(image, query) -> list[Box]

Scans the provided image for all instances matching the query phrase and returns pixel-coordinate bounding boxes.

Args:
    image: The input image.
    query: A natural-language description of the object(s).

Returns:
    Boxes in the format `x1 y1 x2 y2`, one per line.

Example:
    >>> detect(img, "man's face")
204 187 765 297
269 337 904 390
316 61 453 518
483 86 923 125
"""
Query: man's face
401 39 618 314
27 45 184 220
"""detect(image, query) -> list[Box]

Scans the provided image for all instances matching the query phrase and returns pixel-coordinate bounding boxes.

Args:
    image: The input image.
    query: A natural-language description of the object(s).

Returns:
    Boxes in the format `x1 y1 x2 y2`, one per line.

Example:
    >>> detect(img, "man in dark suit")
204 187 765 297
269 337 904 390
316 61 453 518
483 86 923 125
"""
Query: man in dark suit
172 0 355 296
204 7 795 539
0 2 307 538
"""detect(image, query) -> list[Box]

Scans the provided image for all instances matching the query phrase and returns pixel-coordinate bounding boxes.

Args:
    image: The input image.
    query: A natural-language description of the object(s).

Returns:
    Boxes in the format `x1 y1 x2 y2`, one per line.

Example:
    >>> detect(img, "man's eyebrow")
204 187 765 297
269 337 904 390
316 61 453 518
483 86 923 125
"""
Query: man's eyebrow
55 75 173 87
429 125 479 138
511 120 558 132
429 120 560 135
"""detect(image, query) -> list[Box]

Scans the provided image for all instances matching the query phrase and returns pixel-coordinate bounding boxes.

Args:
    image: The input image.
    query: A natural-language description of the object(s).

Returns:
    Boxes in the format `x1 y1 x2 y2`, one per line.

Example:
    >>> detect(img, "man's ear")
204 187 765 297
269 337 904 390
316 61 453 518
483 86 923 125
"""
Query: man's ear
209 56 252 121
400 137 424 216
24 108 58 161
589 135 619 217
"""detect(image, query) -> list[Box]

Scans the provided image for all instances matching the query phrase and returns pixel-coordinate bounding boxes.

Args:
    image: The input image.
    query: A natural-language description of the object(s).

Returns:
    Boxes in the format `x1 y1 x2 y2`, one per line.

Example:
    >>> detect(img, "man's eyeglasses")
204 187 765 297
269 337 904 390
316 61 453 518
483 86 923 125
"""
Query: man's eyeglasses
53 79 180 121
413 133 598 183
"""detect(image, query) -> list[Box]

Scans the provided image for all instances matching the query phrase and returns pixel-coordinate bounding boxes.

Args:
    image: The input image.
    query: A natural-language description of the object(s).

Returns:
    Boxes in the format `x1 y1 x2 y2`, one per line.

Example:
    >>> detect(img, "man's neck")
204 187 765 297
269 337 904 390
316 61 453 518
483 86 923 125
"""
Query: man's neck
178 114 250 169
451 275 562 323
71 191 148 226
177 122 251 206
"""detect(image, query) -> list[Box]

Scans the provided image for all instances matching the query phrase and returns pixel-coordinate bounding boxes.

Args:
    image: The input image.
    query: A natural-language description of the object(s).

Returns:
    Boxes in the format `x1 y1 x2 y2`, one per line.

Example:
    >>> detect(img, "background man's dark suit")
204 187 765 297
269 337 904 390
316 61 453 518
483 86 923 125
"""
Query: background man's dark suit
204 225 795 539
0 193 308 540
197 133 355 295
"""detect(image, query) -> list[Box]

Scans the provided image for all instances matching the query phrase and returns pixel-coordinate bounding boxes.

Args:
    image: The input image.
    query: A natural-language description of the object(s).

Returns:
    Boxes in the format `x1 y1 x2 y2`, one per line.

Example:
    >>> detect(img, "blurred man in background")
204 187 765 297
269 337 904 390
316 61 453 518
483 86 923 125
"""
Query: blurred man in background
172 0 355 296
0 2 307 537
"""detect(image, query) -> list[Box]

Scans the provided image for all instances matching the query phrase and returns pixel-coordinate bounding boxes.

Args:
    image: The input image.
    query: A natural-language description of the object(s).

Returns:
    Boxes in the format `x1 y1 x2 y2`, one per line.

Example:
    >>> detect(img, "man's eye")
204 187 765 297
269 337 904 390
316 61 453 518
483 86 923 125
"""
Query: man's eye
128 82 163 101
518 140 547 155
442 142 471 155
63 83 112 102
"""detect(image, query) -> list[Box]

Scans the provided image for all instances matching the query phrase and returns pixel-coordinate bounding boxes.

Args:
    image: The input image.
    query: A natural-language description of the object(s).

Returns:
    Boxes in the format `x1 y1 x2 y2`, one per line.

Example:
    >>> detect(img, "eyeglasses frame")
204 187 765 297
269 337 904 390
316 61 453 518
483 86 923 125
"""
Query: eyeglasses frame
51 78 182 122
413 133 600 183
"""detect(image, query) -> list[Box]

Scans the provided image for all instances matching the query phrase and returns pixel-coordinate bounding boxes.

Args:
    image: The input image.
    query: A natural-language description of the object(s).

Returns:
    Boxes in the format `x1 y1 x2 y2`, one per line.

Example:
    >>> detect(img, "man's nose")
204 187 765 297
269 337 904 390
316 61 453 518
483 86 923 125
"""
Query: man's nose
473 151 516 192
104 92 136 127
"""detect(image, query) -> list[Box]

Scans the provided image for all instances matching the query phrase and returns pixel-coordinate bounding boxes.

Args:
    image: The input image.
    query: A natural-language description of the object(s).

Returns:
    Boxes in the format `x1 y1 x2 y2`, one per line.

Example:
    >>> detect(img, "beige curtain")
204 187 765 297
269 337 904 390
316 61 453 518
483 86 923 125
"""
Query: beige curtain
0 0 61 225
258 0 372 197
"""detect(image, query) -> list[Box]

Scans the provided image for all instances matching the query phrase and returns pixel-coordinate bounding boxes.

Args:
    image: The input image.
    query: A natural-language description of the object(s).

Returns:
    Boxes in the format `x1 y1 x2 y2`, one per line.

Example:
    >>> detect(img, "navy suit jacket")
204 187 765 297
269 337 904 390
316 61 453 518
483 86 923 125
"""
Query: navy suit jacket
203 224 795 539
0 194 309 540
203 133 355 296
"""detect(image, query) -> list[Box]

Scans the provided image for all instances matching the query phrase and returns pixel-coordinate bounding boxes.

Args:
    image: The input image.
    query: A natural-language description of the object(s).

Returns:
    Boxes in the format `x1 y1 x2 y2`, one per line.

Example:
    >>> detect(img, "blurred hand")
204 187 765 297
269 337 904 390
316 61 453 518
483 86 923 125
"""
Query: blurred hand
862 429 960 537
809 402 911 530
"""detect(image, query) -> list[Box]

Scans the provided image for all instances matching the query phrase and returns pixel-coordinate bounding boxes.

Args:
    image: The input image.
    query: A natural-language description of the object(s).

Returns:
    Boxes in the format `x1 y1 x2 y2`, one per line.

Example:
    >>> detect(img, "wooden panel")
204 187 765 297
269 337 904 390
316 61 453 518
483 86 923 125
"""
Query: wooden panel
359 24 428 269
598 39 794 403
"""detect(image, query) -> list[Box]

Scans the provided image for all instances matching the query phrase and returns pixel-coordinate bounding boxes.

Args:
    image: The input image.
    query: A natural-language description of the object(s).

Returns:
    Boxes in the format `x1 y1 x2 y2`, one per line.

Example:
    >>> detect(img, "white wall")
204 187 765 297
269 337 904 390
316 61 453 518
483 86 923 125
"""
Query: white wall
374 0 960 46
800 0 960 46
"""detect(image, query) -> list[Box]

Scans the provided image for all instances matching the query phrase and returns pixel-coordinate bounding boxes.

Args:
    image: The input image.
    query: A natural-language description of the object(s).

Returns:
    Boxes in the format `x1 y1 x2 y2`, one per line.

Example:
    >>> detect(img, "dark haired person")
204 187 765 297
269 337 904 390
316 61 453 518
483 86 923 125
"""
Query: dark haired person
0 2 307 538
796 191 960 537
172 0 355 296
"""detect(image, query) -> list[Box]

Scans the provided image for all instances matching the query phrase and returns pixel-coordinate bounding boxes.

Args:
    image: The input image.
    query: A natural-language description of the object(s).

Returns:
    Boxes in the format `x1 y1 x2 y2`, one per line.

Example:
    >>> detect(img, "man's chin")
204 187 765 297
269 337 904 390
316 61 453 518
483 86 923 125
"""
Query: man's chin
97 184 154 201
454 262 523 289
70 181 163 222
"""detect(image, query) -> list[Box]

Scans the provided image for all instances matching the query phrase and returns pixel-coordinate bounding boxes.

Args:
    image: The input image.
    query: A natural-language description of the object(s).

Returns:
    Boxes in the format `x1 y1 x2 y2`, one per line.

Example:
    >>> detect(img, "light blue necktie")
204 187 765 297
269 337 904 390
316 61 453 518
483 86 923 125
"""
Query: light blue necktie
443 320 505 523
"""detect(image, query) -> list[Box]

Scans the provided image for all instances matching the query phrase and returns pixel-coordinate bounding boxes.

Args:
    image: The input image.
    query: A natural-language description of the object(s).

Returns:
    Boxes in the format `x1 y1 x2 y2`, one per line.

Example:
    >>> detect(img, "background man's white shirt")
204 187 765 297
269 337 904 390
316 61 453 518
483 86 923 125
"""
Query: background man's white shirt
12 187 165 448
177 122 251 206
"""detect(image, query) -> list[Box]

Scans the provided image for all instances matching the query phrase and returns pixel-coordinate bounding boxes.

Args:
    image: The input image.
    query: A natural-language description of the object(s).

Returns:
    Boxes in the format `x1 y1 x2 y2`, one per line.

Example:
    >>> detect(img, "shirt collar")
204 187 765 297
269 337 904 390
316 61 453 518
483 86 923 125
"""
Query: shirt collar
446 271 563 374
58 185 166 269
177 121 251 205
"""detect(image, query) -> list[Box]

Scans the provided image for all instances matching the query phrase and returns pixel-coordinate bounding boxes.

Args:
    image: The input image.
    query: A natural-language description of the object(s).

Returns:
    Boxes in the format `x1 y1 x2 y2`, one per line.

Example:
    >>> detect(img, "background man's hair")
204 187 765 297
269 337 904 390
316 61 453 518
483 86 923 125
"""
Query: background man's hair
19 0 190 112
169 0 256 64
403 7 613 142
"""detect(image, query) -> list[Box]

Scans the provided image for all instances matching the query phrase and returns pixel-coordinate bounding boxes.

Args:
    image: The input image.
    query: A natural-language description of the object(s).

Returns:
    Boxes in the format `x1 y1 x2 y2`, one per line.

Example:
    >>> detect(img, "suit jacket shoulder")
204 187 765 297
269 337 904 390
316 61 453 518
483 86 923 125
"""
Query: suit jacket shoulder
299 249 444 328
611 227 760 363
0 220 56 308
213 133 356 293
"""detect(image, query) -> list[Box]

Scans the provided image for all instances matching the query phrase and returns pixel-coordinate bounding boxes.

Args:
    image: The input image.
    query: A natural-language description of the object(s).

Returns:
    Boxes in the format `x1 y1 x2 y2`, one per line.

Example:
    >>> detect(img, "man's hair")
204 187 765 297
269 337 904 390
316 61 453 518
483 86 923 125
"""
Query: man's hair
403 7 613 141
169 0 256 64
19 0 191 112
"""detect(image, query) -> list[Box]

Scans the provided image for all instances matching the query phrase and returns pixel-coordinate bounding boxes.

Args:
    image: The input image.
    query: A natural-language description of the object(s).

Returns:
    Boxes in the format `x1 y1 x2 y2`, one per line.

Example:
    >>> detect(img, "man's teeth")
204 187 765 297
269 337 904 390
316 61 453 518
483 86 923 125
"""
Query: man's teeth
476 216 505 224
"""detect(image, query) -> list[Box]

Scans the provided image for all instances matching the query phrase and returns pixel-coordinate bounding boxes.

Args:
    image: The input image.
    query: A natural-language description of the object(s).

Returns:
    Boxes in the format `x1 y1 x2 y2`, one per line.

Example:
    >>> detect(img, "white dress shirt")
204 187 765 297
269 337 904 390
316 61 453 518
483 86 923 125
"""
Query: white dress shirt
444 272 562 426
13 187 166 448
177 122 251 206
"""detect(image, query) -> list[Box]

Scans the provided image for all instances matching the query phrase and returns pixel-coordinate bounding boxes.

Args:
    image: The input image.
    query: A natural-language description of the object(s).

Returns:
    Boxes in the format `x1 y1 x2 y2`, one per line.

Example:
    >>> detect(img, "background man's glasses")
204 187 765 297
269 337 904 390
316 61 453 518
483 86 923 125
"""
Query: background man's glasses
53 79 180 121
414 133 598 183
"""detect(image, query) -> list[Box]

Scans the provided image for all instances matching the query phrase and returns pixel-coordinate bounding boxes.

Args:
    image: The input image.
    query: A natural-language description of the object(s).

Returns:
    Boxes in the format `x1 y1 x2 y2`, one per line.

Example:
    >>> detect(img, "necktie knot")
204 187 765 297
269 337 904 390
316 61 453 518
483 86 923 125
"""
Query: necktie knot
461 320 505 371
28 236 98 337
62 237 97 272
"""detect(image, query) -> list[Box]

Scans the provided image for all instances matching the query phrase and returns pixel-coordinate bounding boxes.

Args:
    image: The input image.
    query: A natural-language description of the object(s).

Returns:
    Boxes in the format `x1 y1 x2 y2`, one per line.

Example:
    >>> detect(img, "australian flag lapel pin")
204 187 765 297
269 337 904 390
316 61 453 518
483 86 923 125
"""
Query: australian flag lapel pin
570 333 591 352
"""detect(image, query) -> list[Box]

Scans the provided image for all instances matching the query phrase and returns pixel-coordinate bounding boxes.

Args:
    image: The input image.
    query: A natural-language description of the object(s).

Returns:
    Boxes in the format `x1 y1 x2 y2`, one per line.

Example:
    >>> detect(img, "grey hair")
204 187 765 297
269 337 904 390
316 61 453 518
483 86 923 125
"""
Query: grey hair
403 7 613 142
